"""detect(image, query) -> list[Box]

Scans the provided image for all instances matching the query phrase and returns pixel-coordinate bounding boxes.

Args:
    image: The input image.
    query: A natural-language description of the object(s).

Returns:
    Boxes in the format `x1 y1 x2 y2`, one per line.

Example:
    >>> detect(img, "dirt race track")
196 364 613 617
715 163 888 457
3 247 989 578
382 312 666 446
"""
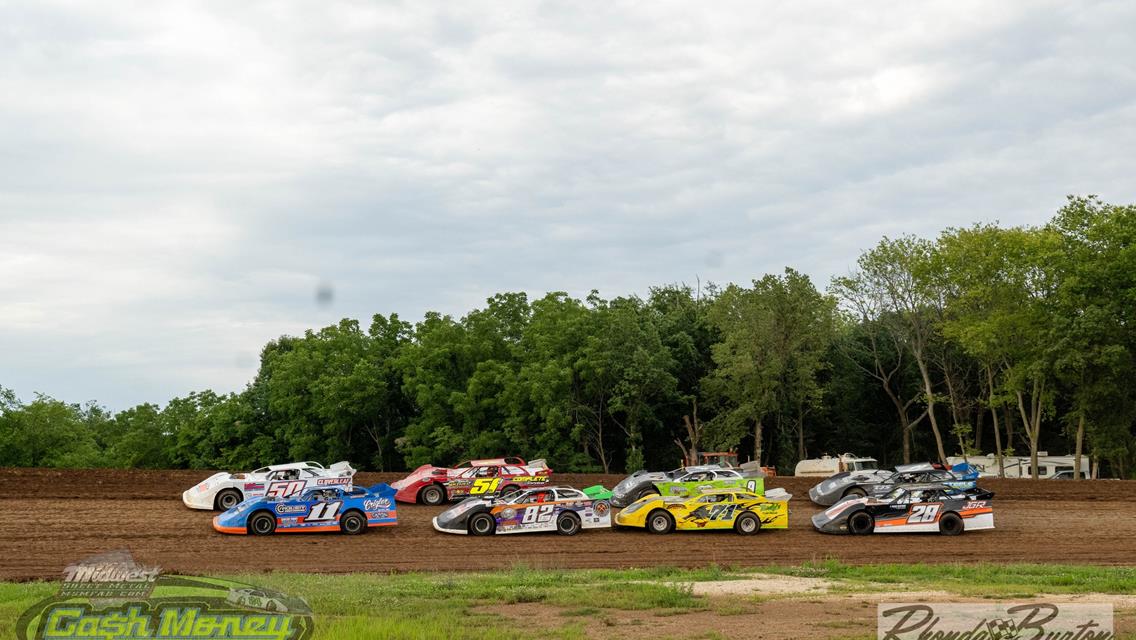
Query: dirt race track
2 468 1134 580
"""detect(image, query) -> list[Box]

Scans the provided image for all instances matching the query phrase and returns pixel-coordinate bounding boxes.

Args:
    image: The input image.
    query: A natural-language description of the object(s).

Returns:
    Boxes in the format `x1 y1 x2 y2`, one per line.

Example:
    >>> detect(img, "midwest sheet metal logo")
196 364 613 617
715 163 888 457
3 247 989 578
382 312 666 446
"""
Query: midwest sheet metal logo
878 603 1114 640
17 551 313 640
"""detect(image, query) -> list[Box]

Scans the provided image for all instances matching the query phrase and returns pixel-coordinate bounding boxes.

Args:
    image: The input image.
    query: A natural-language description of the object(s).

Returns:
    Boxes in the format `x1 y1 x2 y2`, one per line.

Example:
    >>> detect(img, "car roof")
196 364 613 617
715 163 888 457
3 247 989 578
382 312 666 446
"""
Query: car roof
892 462 942 473
469 458 516 467
265 462 317 471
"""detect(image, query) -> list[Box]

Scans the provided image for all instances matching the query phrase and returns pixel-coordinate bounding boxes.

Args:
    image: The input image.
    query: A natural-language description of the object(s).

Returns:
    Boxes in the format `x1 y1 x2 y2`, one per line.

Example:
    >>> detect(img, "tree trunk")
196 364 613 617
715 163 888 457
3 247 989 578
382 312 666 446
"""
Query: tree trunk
753 419 764 465
985 367 1004 478
914 354 947 464
1074 414 1085 482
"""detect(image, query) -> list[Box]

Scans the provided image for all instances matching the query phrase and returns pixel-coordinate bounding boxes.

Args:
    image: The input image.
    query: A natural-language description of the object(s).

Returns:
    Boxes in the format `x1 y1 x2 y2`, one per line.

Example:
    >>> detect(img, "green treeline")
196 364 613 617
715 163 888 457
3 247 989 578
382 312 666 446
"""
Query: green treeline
2 196 1133 477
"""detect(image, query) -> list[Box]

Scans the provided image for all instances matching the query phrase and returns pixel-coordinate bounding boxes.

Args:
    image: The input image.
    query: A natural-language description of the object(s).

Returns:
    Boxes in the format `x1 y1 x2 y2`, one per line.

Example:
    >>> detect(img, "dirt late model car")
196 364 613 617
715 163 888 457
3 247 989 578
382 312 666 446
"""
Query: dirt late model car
391 457 551 505
432 486 611 536
614 488 790 535
183 460 356 511
807 461 979 506
811 484 994 535
609 465 765 508
212 483 397 535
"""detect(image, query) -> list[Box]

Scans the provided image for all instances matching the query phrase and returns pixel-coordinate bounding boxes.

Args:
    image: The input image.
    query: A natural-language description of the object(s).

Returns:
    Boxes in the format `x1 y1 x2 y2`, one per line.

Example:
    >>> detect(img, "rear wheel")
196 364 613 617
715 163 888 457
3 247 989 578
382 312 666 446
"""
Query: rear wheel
215 489 242 511
938 512 964 536
248 511 277 535
843 487 866 499
556 512 582 536
734 512 761 535
468 512 496 536
420 484 446 506
848 511 874 535
646 509 675 534
500 484 519 497
340 510 367 535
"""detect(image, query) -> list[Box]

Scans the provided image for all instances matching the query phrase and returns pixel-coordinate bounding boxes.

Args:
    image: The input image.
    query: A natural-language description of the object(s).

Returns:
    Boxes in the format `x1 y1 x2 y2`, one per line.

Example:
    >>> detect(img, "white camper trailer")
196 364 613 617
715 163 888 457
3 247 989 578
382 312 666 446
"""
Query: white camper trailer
793 453 879 477
947 453 1092 479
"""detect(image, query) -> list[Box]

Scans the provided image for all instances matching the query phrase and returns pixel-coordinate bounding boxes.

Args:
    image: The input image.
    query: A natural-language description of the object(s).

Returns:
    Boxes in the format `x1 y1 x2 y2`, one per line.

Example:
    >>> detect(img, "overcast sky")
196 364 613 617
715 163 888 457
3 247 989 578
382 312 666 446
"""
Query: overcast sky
2 1 1134 410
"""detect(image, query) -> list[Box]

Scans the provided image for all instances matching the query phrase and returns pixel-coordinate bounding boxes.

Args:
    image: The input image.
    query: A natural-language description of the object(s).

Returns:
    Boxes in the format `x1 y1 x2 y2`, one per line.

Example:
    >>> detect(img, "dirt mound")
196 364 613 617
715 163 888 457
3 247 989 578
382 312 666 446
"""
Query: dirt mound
1 468 1131 580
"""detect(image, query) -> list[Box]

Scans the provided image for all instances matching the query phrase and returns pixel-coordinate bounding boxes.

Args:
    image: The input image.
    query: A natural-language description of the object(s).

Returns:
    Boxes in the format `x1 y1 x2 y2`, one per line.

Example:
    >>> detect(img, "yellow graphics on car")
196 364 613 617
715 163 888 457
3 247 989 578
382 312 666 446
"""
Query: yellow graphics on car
614 489 790 535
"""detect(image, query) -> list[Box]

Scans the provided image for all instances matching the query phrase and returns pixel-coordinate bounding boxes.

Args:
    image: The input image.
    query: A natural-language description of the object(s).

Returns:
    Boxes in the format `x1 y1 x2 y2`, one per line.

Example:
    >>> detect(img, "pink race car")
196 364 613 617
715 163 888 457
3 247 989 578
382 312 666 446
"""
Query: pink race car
391 457 552 505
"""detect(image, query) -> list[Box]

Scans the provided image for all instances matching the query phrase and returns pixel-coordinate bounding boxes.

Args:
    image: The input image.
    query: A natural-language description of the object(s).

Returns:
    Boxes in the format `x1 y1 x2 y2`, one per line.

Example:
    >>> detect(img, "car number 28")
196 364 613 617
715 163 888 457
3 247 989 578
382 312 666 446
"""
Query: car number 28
521 504 555 524
907 503 941 524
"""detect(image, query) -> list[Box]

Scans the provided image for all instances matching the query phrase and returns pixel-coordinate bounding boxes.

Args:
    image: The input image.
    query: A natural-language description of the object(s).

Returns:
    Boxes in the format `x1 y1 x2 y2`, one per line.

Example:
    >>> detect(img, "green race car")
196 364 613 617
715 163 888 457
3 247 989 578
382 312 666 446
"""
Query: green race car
610 467 764 507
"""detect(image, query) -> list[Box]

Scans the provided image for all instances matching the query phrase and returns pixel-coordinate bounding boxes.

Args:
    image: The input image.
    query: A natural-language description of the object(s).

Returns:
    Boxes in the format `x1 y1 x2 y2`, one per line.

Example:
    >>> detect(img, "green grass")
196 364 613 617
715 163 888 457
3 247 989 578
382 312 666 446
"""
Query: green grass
763 559 1136 596
2 563 1134 639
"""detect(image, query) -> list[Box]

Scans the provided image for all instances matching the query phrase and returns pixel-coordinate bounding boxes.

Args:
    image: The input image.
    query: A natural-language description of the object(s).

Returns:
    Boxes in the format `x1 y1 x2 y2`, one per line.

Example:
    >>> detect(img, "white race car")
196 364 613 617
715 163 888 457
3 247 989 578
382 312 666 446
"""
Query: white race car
181 461 356 510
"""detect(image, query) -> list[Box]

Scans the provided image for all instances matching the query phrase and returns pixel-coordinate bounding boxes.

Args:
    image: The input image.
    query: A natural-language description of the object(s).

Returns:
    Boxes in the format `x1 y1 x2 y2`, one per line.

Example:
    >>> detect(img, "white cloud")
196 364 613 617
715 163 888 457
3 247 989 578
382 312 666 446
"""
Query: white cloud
1 0 1134 408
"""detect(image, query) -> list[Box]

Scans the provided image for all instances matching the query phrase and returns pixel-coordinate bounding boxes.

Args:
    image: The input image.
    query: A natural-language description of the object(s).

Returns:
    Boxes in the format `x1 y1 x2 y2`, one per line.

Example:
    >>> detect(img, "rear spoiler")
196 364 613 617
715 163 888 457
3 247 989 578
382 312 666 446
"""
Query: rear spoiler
528 459 549 470
330 461 356 476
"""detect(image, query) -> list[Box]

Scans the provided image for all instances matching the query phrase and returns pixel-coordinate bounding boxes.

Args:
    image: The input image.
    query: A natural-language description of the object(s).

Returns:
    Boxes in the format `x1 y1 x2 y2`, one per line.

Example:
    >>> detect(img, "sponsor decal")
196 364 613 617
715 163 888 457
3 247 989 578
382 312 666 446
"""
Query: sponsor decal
316 478 350 486
363 499 391 511
17 551 313 640
877 603 1113 640
275 504 307 514
593 501 610 516
244 483 266 491
499 508 517 520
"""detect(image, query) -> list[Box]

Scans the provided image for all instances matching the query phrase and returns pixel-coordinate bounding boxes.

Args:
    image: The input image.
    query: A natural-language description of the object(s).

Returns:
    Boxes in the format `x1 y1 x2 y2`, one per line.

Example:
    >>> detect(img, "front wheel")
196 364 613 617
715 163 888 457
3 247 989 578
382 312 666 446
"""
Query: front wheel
938 512 964 536
646 509 675 534
420 484 446 506
468 512 496 536
215 489 242 511
848 511 874 535
340 511 367 535
556 513 582 536
248 511 277 536
843 487 866 499
734 512 761 535
637 486 660 501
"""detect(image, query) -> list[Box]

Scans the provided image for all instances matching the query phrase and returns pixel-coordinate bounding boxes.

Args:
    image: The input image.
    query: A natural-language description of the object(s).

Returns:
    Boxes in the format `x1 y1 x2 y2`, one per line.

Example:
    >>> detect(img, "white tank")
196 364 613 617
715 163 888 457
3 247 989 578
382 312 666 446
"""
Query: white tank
794 453 878 477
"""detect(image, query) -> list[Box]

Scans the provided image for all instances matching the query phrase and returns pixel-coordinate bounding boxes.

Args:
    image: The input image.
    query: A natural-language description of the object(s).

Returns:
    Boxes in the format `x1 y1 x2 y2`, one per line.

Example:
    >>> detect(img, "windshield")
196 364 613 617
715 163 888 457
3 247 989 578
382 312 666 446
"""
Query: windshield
851 460 878 471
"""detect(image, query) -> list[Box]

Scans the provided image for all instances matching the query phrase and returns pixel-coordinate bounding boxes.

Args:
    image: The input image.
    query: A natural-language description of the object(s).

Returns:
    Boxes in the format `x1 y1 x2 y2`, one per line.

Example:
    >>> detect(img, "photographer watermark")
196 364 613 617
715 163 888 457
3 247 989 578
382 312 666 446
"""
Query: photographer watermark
878 603 1114 640
17 551 314 640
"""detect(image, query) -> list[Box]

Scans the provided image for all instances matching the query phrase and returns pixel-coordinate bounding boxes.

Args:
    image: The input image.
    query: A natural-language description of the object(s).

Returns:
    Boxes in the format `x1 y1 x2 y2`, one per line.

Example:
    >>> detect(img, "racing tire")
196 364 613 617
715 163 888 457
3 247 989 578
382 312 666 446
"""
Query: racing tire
842 487 867 499
215 489 243 511
637 486 660 501
248 511 277 536
500 484 520 497
938 512 964 536
420 484 447 506
468 512 496 536
556 512 582 536
848 511 874 535
340 510 367 535
646 509 675 535
734 512 761 535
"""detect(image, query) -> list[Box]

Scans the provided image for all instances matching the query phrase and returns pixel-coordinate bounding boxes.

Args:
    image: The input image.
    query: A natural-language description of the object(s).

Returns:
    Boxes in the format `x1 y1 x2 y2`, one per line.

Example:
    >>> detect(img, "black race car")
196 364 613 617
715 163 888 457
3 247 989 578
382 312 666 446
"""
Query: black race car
811 484 994 535
807 462 979 506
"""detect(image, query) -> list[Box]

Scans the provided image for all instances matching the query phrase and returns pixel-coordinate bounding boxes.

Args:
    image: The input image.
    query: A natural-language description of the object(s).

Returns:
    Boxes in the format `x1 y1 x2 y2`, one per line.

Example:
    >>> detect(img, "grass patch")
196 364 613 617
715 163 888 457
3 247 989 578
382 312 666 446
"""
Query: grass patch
762 560 1136 596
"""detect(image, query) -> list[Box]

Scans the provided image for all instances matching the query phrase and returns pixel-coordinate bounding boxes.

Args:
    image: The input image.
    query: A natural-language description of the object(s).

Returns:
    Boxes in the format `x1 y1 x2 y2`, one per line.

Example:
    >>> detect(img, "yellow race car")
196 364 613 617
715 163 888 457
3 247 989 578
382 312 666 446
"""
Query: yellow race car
614 488 790 534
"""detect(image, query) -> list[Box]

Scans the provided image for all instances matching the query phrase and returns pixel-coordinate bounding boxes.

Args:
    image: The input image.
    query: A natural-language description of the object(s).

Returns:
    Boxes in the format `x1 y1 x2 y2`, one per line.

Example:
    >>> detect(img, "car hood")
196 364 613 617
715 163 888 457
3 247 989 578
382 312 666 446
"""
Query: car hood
612 470 669 496
391 464 454 490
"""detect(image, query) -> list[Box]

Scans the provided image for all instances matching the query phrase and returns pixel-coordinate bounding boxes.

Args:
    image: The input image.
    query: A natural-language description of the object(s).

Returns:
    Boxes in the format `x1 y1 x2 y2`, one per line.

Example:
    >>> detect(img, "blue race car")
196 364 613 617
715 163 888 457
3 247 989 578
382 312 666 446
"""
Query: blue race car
212 483 397 535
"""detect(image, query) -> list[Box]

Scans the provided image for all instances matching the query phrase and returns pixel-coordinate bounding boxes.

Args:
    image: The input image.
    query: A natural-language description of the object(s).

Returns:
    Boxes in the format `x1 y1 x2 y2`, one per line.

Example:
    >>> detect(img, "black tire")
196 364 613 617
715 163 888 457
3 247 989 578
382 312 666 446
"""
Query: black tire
556 512 582 536
848 510 874 535
500 484 519 497
420 484 446 506
340 510 367 535
938 512 964 536
637 486 660 501
646 509 675 534
215 489 243 511
248 511 277 536
843 486 867 499
468 512 496 536
734 512 761 535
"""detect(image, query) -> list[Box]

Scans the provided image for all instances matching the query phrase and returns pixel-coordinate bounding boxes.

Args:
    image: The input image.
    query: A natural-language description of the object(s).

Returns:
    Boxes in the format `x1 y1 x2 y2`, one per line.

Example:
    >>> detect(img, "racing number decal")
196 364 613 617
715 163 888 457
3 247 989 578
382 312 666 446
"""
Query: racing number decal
307 501 342 522
470 478 501 495
521 504 555 524
706 504 738 521
267 481 305 498
907 503 941 524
